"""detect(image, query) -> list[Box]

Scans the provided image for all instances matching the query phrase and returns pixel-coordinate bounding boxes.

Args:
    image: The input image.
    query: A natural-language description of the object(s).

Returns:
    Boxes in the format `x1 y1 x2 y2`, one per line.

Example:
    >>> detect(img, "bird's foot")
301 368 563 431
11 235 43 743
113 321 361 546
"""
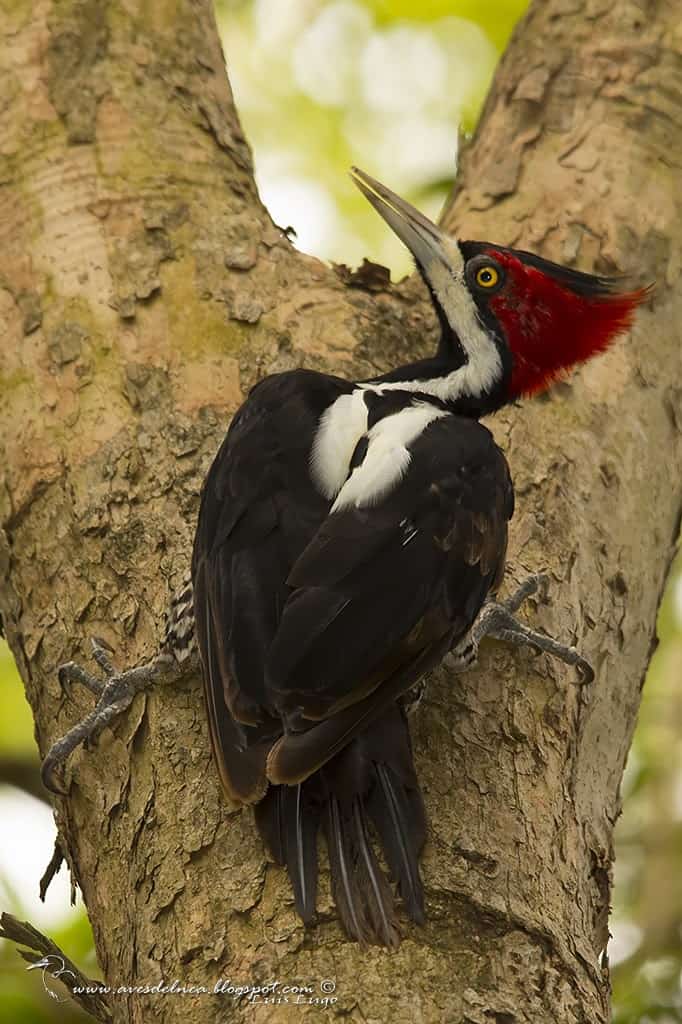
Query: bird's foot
41 638 180 795
470 573 594 684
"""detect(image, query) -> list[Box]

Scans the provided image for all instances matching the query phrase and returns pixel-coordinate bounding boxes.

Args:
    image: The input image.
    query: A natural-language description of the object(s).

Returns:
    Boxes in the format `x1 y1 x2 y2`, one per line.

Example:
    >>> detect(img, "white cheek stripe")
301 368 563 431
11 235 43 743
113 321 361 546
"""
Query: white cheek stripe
362 262 502 403
310 390 369 499
331 403 448 512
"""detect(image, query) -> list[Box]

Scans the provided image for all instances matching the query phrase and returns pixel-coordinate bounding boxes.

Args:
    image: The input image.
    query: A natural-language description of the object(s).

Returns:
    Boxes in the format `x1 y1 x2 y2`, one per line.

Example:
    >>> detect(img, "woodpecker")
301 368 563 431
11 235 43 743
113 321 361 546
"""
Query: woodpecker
42 168 648 948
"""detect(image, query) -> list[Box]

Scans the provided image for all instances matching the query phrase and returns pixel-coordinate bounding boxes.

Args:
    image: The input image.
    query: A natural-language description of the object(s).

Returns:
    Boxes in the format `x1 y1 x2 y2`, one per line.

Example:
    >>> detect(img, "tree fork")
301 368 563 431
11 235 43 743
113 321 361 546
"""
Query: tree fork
0 1 680 1022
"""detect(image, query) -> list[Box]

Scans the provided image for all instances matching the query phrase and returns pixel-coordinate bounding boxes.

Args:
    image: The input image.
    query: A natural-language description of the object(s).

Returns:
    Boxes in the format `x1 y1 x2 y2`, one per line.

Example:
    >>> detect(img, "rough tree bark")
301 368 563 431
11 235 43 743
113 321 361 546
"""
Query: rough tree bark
0 0 680 1021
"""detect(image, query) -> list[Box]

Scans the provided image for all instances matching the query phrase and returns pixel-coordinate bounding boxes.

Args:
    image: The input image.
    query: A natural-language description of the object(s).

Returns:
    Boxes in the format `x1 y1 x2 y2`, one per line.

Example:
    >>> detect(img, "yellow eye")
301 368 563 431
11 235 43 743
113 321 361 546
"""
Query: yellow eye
475 265 499 289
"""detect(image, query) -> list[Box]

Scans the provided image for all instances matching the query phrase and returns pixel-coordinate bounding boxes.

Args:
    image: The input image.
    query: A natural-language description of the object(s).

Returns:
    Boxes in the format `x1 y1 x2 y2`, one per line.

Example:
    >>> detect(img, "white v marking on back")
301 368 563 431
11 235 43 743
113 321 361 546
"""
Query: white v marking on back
310 390 369 500
332 403 448 511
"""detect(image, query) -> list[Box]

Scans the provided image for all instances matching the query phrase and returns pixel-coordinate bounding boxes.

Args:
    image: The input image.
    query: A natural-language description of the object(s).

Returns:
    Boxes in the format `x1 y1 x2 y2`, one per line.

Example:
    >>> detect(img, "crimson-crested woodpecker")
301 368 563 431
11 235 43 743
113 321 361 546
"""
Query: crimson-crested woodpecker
42 169 647 948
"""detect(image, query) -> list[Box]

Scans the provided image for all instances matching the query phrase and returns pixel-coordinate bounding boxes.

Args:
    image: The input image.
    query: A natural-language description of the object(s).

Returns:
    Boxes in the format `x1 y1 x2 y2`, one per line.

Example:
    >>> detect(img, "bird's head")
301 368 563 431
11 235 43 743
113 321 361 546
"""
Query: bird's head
351 167 650 409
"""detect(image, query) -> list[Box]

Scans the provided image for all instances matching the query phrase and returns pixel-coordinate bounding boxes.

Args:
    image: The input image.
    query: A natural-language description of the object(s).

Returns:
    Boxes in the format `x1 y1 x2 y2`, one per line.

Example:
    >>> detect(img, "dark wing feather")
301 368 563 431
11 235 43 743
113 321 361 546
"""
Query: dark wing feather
191 370 345 803
265 634 450 785
193 564 270 802
265 416 513 742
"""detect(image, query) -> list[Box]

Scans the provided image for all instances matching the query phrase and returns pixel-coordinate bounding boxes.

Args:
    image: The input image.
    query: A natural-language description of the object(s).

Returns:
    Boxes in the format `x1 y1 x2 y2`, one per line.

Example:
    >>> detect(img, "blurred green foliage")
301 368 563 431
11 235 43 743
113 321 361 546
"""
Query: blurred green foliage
0 644 33 756
217 0 527 274
612 555 682 1024
1 2 679 1022
364 0 525 48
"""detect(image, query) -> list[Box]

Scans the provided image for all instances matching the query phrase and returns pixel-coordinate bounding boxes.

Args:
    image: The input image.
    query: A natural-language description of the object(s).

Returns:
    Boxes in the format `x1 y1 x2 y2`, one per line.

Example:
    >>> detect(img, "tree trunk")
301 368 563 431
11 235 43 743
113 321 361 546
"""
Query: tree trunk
0 0 680 1021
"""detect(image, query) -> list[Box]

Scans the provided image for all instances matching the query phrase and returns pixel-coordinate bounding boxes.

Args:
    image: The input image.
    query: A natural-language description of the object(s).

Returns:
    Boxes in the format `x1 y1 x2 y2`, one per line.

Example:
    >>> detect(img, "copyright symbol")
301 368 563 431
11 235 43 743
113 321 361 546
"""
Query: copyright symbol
320 979 336 994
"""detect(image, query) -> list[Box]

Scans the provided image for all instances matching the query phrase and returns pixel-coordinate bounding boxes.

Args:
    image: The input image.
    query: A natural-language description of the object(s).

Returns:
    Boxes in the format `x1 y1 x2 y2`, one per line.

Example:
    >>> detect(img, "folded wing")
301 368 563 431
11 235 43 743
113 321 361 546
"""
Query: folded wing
265 413 513 784
192 370 344 802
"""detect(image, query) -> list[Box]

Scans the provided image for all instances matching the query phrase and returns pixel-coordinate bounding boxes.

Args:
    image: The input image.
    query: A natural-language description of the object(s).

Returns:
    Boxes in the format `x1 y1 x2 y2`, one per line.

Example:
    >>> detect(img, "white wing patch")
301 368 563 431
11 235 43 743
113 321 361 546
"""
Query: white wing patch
332 403 448 511
310 390 369 499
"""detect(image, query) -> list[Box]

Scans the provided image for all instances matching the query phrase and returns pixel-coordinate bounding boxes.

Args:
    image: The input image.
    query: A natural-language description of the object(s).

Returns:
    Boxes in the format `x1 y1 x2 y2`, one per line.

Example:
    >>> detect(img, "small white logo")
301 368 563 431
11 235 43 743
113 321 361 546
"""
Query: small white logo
27 954 76 1002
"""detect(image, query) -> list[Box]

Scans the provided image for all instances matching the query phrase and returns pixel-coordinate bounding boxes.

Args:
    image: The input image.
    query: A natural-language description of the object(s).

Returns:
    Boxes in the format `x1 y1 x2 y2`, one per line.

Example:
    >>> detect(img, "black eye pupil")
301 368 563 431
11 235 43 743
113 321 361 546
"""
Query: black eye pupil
470 261 501 289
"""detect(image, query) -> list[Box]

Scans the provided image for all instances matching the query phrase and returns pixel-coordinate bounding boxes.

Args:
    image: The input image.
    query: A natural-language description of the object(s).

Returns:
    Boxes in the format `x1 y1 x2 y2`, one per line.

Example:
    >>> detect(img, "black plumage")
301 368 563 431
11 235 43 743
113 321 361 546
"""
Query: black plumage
192 368 513 944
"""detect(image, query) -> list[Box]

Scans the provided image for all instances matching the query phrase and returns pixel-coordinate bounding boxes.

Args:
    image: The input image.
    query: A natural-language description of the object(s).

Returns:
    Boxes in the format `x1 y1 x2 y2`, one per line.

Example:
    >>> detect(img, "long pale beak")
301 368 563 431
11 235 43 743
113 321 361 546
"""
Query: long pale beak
350 166 464 277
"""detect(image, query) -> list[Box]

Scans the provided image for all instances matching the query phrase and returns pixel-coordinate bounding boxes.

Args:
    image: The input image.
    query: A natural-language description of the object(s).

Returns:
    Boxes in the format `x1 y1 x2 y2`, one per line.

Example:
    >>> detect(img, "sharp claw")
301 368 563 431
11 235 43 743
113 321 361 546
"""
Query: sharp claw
90 637 116 677
91 636 114 654
576 658 595 685
524 575 542 597
40 757 69 796
43 650 175 795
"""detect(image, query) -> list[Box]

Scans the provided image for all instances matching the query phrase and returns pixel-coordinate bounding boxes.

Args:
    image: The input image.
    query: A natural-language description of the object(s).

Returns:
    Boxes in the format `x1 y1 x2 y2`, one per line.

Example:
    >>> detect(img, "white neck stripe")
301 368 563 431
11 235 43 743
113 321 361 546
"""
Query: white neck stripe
362 261 502 403
358 354 500 402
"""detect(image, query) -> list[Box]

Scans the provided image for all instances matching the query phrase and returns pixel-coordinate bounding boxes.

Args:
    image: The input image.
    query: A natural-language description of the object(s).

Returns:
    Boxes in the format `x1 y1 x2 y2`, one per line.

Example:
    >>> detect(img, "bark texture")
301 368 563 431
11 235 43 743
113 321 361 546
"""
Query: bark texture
0 0 680 1022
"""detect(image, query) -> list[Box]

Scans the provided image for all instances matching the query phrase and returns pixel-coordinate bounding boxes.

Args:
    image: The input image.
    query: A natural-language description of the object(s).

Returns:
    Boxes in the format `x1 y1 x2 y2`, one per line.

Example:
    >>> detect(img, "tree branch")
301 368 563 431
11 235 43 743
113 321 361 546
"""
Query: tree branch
0 912 111 1022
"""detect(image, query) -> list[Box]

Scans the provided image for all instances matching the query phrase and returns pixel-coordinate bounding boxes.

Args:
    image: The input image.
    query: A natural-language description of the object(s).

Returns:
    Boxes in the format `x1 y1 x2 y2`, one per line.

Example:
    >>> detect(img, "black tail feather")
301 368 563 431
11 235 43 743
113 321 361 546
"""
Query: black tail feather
322 791 401 947
370 763 426 924
255 704 426 946
325 794 369 943
254 783 320 922
351 799 401 948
